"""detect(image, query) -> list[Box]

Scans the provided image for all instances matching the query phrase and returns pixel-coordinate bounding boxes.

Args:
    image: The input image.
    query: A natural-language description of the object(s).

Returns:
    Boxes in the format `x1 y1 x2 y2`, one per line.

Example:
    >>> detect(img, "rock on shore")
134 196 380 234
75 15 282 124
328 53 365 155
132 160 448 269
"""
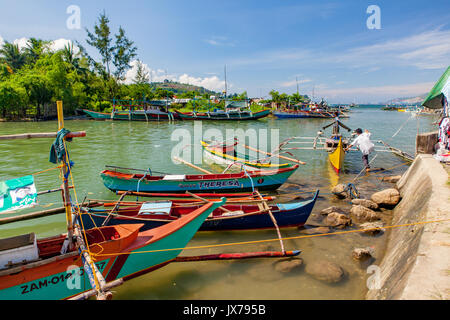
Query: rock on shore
274 258 303 273
359 221 385 236
371 188 400 206
305 260 345 283
351 199 379 210
352 247 374 261
323 212 352 228
350 205 380 222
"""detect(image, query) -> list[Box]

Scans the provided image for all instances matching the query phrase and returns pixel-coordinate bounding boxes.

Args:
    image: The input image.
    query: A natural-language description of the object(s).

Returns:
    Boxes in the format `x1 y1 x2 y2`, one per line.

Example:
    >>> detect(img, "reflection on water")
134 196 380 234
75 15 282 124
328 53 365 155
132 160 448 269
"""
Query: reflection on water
0 107 438 299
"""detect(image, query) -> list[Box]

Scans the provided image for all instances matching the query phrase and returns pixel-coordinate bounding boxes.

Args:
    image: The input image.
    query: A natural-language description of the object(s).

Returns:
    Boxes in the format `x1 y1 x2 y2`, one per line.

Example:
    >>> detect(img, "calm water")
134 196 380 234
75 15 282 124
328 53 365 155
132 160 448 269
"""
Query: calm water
0 107 438 299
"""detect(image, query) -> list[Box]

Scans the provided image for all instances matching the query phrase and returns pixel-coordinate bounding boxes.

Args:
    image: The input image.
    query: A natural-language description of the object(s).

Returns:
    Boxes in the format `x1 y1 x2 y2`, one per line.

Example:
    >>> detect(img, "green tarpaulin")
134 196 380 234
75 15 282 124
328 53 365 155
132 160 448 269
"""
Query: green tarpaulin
422 66 450 110
0 175 37 214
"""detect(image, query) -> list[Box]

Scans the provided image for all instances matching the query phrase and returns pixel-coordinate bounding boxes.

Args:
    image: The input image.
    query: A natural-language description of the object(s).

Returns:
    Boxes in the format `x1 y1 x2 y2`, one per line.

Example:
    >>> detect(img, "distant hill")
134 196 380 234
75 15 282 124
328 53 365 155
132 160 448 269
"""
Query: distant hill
383 94 427 105
151 81 218 95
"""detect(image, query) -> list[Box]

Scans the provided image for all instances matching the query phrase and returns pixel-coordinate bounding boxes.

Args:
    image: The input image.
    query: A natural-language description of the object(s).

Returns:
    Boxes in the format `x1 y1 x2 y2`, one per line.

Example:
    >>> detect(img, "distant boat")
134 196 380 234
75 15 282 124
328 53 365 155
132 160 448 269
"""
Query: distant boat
82 109 179 121
200 140 293 171
174 109 270 120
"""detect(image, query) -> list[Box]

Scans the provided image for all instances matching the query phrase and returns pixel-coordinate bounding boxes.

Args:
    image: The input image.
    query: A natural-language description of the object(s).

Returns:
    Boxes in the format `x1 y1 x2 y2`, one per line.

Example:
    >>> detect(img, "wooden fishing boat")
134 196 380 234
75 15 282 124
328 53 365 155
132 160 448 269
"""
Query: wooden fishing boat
79 191 319 232
173 109 270 120
0 200 224 300
326 137 347 173
82 109 179 121
200 140 292 171
100 165 299 193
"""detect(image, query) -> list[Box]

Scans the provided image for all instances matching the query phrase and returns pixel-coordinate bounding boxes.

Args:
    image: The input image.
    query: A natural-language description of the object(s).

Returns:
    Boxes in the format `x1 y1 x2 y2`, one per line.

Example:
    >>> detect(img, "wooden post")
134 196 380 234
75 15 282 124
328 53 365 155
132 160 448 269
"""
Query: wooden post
57 101 75 251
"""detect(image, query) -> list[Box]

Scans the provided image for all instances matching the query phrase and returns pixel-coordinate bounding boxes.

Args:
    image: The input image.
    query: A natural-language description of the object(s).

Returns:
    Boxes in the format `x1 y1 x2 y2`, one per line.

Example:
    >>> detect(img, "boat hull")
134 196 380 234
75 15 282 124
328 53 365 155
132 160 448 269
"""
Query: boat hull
201 140 292 171
0 201 222 300
100 166 298 193
328 138 345 173
80 191 318 232
174 109 270 120
82 109 179 121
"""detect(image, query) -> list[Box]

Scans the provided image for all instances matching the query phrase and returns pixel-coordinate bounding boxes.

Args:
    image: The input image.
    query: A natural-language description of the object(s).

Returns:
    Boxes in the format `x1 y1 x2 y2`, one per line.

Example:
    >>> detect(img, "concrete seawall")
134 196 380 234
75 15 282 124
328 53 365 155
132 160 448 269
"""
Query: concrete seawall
366 154 450 300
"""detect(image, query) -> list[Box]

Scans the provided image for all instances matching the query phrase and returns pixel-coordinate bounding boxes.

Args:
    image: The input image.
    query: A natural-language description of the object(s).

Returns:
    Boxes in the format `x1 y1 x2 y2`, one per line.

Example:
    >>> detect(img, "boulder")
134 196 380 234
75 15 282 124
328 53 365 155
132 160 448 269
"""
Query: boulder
350 205 380 222
352 247 374 261
274 258 303 273
323 212 352 228
299 226 333 235
331 183 347 198
351 199 379 210
320 206 349 215
305 260 345 283
359 221 385 236
371 188 400 206
381 175 402 183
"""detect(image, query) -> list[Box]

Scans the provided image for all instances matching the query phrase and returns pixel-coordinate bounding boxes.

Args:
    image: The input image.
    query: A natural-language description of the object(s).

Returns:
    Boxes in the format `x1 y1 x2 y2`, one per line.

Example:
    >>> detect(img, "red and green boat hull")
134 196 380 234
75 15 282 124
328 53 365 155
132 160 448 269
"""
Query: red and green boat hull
0 200 223 300
100 165 299 193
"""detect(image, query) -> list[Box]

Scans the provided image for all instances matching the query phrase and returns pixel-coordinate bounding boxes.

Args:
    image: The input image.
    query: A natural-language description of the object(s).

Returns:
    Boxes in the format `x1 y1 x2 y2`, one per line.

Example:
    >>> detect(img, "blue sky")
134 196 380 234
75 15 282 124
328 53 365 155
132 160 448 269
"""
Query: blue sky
1 0 449 103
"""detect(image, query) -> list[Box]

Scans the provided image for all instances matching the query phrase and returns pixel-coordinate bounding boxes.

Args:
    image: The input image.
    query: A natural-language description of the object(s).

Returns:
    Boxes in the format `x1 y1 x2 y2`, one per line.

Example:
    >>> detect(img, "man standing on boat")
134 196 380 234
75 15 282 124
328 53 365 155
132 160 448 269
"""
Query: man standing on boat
345 128 374 172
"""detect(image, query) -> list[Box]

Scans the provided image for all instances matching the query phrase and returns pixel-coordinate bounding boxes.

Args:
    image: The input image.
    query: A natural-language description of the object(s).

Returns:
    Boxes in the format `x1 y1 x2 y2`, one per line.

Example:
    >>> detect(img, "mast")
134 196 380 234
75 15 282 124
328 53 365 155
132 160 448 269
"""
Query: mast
224 64 227 99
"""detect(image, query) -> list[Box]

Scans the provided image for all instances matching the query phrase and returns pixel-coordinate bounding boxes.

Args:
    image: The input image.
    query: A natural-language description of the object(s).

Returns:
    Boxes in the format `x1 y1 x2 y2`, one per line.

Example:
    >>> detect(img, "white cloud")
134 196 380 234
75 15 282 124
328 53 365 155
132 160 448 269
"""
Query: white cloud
13 37 29 50
318 82 434 102
49 38 79 54
230 27 450 71
204 36 235 47
280 78 312 87
124 59 226 91
0 35 4 47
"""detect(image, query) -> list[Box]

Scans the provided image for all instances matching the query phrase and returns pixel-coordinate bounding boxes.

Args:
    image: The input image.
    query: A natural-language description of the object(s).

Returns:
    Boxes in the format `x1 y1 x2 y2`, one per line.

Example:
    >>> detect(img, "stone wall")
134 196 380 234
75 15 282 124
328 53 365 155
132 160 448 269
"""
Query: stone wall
366 154 450 300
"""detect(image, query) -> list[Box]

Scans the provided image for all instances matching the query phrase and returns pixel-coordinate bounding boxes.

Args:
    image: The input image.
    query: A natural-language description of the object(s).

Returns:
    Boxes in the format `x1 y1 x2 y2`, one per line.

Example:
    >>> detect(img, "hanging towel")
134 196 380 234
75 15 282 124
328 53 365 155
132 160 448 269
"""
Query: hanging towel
49 128 72 164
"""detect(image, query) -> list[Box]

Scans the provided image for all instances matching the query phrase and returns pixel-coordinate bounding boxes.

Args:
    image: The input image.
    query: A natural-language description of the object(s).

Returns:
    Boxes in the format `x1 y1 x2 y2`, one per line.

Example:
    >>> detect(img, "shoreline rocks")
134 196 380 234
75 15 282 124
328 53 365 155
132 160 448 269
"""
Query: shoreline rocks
305 260 345 283
352 247 374 261
351 199 379 210
350 205 381 222
323 212 352 228
359 221 385 236
274 258 304 273
371 188 400 207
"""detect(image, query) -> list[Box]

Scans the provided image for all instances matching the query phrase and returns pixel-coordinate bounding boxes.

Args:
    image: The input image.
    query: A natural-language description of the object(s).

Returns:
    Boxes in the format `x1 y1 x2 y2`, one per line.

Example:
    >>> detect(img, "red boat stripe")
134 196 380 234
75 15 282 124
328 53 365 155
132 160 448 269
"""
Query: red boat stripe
105 254 130 282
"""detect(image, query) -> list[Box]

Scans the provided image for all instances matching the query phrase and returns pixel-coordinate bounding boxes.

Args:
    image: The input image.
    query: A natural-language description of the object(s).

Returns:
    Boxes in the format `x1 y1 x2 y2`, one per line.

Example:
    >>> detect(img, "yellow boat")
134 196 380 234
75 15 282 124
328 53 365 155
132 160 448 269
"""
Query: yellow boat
200 140 292 171
327 137 346 174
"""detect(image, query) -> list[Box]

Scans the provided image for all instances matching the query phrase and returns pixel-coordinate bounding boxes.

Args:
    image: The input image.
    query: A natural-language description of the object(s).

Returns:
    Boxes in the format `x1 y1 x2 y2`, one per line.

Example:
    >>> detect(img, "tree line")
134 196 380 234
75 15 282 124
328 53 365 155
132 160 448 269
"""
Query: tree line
0 12 199 120
0 12 310 120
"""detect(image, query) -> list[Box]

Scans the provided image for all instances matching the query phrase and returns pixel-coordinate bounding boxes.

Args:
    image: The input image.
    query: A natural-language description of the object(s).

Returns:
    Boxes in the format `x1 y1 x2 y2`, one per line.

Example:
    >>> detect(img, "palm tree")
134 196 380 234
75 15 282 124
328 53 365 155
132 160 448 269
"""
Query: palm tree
24 38 50 64
0 42 26 71
62 43 89 76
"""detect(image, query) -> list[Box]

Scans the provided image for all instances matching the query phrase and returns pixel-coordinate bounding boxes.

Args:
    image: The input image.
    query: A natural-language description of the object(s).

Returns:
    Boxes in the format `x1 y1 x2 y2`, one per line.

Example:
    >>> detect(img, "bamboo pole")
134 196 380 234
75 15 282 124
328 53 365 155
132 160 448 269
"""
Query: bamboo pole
173 156 212 174
56 101 75 251
241 144 306 165
0 131 86 140
73 223 112 300
68 278 123 300
255 191 285 254
101 192 128 226
0 206 65 225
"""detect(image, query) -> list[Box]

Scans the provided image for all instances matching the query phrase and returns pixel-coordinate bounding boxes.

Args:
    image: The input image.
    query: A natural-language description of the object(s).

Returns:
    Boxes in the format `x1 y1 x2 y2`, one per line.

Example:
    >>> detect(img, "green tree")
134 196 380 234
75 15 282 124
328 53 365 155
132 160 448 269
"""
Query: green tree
85 12 114 78
0 42 26 71
113 26 137 80
24 38 50 64
133 59 149 84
